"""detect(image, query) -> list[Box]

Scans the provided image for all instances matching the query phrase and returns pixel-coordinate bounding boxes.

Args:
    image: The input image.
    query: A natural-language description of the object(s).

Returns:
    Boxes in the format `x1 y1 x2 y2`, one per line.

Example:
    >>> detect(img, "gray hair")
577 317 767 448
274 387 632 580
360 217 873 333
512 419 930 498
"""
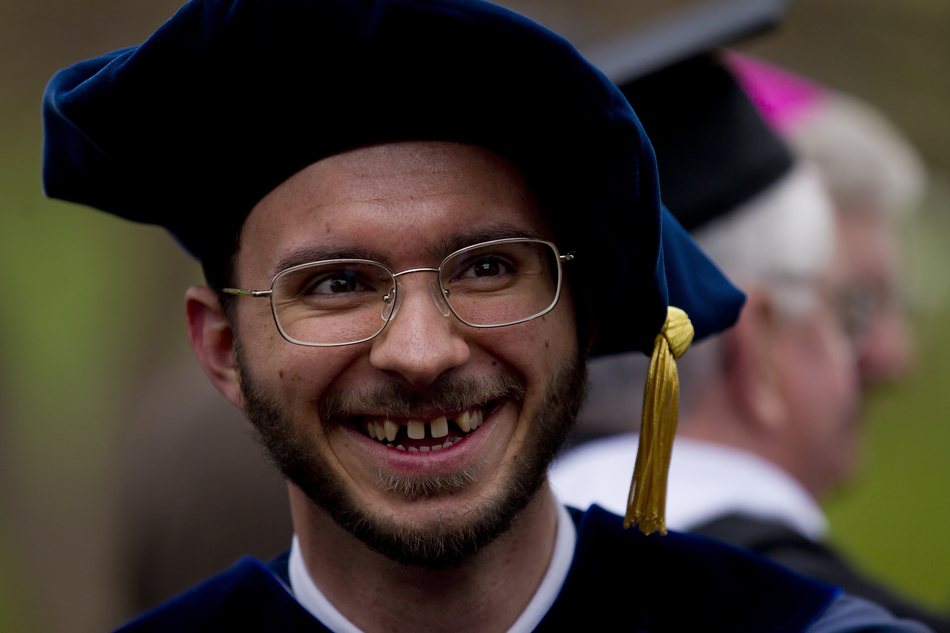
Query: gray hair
691 161 836 318
790 91 926 220
577 163 836 436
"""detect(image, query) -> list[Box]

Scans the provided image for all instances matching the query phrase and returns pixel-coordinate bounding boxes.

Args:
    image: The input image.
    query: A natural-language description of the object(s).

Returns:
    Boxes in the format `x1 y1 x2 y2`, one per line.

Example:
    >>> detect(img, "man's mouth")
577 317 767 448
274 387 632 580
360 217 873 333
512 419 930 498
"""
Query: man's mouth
354 404 492 452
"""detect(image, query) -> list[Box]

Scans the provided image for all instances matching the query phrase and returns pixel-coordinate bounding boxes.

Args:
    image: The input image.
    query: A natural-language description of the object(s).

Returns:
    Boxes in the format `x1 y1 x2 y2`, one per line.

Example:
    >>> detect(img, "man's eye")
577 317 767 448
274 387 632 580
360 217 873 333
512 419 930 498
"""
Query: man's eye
306 271 372 294
457 257 512 279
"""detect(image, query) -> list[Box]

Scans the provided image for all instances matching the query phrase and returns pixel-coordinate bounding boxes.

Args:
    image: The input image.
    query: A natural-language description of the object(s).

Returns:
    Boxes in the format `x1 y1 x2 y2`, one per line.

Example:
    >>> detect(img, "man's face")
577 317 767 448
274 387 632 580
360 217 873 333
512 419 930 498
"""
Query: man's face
771 257 862 498
771 210 912 497
836 210 912 388
230 141 584 567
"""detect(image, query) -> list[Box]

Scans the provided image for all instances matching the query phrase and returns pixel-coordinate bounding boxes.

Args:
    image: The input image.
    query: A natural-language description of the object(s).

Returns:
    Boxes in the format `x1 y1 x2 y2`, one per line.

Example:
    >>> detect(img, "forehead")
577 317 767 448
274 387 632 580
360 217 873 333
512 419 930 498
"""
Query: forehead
236 141 551 282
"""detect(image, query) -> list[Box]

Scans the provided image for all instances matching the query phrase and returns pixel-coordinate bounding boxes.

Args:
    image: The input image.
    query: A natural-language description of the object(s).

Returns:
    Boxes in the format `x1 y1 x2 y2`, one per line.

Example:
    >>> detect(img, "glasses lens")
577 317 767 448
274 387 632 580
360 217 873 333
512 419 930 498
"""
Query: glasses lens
271 261 395 345
836 283 884 341
440 240 560 326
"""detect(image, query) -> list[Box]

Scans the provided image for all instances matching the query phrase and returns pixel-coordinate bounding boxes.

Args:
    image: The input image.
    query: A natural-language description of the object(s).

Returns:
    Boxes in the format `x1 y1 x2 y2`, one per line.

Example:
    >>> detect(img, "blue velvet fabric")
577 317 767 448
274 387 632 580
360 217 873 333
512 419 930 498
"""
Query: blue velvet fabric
42 0 743 356
115 505 839 632
546 506 841 632
659 205 746 341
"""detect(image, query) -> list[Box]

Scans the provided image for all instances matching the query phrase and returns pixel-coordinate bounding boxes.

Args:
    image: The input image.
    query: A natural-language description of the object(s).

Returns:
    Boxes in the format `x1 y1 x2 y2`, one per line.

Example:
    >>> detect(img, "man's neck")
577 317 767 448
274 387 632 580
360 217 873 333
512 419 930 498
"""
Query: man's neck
287 483 560 633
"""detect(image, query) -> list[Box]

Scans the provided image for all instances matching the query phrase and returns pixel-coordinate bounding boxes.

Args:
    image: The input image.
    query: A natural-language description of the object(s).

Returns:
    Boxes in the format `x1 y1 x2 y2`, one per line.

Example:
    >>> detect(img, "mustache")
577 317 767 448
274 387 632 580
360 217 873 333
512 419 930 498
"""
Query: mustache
319 372 526 421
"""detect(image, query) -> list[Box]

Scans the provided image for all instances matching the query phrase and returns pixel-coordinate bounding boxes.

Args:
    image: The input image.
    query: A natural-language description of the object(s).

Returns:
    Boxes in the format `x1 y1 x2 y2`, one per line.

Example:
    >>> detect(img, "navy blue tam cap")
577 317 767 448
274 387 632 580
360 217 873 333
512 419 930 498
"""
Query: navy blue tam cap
42 0 743 357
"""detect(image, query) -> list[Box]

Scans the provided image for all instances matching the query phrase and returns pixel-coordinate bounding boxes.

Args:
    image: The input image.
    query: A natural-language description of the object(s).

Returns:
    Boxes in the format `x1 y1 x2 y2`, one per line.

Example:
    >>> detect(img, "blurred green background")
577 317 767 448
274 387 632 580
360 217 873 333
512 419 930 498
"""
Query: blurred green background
0 1 948 632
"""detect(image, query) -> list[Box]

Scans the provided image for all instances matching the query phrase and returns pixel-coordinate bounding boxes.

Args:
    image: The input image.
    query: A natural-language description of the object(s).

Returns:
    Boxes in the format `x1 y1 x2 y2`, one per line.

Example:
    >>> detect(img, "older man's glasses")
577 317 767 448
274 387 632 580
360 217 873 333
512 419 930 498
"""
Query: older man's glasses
222 237 574 346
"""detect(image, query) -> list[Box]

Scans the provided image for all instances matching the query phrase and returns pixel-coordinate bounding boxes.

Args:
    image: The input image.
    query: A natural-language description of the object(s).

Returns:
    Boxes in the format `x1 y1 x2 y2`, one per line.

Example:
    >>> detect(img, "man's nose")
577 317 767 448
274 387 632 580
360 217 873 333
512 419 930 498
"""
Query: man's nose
369 275 470 387
857 310 913 387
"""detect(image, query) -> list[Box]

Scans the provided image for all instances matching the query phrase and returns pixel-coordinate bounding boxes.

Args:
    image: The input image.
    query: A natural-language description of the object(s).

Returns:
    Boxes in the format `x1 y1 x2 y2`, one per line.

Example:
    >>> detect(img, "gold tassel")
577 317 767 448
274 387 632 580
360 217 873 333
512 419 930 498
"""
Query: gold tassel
624 306 694 535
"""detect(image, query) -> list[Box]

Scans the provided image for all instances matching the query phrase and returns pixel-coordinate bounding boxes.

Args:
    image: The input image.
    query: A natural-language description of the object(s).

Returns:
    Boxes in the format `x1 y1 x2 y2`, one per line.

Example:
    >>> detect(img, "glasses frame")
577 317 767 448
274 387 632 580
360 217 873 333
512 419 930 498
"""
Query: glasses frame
221 237 575 347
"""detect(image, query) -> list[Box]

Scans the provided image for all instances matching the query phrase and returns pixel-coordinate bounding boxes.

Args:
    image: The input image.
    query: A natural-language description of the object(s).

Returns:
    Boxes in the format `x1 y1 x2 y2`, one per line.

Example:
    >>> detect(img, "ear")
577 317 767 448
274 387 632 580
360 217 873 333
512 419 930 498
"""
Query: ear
722 289 787 434
185 286 244 411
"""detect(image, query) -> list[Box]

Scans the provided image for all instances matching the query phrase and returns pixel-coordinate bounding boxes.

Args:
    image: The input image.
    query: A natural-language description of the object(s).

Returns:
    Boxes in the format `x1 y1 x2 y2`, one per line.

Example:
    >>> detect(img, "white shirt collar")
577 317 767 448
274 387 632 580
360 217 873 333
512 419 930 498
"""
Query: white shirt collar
662 438 828 539
287 500 577 633
550 435 828 540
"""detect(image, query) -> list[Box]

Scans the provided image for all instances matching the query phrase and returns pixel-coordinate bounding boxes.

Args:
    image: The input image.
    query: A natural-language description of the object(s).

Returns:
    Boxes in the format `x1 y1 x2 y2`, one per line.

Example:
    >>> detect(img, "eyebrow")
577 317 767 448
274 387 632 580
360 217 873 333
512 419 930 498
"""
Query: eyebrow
271 224 545 278
433 225 544 259
272 246 390 278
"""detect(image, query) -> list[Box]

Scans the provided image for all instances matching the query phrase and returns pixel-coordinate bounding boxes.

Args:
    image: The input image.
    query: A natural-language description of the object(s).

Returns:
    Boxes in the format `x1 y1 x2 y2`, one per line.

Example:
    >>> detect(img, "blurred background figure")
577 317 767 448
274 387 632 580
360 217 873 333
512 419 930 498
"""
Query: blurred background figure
112 360 293 615
550 54 949 631
729 52 922 389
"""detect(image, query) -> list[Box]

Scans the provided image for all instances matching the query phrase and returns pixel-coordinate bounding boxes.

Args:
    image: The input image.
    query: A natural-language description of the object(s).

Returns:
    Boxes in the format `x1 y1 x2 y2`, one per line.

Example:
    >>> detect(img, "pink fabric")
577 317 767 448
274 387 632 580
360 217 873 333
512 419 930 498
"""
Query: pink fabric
725 52 827 135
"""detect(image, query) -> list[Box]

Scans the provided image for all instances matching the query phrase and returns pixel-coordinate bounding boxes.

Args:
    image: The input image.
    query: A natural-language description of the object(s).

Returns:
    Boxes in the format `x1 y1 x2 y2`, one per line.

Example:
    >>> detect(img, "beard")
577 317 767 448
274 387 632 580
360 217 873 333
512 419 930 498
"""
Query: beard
238 346 587 569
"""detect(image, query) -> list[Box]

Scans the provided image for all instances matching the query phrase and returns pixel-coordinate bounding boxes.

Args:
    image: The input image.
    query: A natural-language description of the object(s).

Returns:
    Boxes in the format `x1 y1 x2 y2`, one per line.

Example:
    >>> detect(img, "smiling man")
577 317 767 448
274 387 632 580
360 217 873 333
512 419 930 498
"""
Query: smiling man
42 0 933 631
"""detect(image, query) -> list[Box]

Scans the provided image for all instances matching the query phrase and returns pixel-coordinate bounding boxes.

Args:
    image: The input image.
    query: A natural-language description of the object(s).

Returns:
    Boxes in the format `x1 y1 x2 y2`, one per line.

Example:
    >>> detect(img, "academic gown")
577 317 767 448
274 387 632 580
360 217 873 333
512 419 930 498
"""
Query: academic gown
693 514 950 633
116 505 843 632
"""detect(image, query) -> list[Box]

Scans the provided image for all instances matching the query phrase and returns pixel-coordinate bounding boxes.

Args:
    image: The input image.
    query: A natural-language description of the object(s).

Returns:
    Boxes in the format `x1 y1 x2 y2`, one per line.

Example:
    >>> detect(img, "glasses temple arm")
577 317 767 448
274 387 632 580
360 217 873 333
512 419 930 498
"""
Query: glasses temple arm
220 288 273 298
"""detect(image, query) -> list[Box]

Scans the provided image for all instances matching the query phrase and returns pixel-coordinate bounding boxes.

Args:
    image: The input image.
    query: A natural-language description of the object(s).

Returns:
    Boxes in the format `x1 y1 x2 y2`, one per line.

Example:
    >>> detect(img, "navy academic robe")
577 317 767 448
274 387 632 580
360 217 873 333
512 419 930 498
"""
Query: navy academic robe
692 513 950 633
116 505 840 632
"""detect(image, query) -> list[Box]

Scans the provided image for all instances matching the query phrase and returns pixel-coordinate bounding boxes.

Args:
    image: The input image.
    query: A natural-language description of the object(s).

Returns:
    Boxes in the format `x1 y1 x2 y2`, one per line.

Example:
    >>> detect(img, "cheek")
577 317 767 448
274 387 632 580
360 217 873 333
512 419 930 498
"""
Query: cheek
819 331 858 399
780 325 853 410
243 334 362 412
800 329 859 423
236 299 286 355
489 307 577 373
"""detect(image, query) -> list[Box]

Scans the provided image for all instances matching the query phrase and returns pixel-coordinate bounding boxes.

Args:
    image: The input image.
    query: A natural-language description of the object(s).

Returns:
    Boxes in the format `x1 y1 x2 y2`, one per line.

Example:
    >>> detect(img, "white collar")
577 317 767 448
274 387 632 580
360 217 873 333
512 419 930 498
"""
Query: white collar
288 500 577 633
550 435 828 540
662 438 828 539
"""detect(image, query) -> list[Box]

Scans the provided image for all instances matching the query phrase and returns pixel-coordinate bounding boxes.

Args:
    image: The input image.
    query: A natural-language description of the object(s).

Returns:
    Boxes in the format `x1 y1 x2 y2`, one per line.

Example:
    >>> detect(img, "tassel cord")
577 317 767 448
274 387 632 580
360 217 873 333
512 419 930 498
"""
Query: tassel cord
624 307 693 535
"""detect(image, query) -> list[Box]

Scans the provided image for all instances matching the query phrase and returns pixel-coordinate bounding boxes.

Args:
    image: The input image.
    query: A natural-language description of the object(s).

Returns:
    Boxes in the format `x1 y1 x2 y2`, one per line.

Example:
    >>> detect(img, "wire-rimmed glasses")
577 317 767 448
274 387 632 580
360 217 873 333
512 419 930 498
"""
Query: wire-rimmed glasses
221 237 574 346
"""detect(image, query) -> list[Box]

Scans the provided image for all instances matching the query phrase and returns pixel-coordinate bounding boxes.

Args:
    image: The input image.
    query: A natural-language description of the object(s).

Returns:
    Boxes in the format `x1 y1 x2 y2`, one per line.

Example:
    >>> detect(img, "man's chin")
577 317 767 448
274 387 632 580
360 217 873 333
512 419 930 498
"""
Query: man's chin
292 442 550 568
344 488 535 569
374 460 486 502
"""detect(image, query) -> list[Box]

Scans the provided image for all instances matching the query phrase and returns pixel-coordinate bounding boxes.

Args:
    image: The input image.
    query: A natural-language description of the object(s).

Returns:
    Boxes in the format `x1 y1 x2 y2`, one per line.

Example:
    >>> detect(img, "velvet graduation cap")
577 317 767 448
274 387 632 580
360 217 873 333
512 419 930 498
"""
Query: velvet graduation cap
42 0 745 533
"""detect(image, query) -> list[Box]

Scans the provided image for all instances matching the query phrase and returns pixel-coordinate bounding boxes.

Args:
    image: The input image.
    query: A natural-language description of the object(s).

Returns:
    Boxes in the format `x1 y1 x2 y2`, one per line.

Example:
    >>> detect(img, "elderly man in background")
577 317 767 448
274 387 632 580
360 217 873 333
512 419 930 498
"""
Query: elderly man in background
729 54 921 389
551 54 946 631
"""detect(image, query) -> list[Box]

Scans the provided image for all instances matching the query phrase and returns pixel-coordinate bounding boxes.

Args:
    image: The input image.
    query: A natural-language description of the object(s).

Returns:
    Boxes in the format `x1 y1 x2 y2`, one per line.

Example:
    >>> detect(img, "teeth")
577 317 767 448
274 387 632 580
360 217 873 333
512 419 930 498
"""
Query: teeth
365 410 482 446
397 439 454 452
407 420 425 439
430 416 448 438
457 411 472 433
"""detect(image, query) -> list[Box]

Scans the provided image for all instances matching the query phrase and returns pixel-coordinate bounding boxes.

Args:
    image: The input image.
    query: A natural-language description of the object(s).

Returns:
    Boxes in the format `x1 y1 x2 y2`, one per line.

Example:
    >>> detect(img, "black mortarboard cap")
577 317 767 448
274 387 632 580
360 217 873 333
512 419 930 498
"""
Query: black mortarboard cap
620 54 794 231
41 0 745 358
